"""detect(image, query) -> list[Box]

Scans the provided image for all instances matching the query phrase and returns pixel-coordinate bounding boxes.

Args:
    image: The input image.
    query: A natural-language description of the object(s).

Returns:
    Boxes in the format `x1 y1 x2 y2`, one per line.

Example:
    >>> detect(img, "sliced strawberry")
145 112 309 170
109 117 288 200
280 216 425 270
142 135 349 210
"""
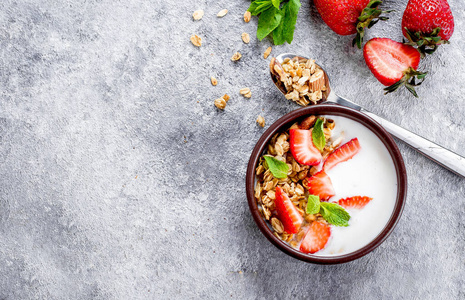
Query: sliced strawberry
289 129 322 166
338 196 373 209
306 171 335 201
323 138 361 171
363 38 425 97
300 221 331 254
274 186 303 234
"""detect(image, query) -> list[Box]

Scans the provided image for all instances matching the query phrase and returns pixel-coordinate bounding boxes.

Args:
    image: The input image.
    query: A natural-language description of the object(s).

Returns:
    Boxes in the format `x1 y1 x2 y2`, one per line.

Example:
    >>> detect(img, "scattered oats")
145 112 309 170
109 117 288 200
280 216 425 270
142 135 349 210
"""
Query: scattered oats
243 91 252 98
193 10 204 21
217 9 228 17
263 46 272 59
256 115 265 127
214 98 227 110
241 32 250 44
222 94 230 102
210 76 218 86
190 35 202 47
244 11 251 23
231 52 242 61
239 87 251 95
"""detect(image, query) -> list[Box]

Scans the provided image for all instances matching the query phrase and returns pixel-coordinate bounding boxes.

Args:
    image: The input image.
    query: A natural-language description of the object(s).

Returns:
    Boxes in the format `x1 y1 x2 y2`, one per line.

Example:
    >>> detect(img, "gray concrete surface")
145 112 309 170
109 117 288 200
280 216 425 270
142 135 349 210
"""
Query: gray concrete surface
0 0 464 299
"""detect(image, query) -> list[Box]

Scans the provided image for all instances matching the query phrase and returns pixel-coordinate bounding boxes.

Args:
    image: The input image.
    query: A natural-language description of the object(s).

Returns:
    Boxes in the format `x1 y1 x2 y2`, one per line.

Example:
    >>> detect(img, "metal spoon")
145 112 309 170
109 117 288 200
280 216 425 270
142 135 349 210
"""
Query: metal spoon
271 53 465 178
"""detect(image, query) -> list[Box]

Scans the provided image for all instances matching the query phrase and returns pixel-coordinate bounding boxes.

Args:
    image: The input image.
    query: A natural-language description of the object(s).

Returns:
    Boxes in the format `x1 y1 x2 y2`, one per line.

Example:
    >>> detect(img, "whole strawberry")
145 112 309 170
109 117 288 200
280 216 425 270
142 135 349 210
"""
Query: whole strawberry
313 0 392 48
402 0 454 56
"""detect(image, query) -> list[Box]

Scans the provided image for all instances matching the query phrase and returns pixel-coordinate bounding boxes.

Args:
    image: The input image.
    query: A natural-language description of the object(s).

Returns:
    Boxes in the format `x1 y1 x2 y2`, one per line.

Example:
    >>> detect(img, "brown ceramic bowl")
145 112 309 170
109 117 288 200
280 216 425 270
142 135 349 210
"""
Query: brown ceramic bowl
246 104 407 264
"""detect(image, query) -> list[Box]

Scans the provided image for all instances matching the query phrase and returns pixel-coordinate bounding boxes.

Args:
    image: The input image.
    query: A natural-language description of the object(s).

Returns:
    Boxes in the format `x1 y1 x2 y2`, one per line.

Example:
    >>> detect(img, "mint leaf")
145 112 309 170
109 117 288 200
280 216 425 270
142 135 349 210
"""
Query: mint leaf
320 202 351 227
257 6 283 41
271 0 281 9
248 0 273 16
264 156 289 179
271 17 286 45
312 118 325 151
306 195 320 215
250 0 301 45
282 0 301 44
271 0 301 45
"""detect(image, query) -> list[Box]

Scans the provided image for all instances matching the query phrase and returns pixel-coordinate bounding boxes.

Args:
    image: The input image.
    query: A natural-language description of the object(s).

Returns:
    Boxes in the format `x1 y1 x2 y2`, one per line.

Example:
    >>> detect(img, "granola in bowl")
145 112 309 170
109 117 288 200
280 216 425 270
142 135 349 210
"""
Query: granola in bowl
254 115 341 252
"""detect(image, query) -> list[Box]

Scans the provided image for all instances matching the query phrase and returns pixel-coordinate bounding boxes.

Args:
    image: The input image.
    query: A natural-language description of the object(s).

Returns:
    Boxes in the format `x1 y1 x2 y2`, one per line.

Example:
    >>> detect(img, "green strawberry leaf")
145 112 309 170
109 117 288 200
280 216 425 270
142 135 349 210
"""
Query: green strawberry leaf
264 156 289 179
312 118 325 151
319 202 351 227
306 195 320 215
257 6 283 41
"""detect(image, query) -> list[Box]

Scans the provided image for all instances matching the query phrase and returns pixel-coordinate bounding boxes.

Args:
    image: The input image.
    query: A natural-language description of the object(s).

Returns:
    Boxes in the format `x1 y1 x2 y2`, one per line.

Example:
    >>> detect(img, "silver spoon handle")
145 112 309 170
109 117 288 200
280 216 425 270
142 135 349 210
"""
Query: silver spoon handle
328 94 465 177
362 110 465 177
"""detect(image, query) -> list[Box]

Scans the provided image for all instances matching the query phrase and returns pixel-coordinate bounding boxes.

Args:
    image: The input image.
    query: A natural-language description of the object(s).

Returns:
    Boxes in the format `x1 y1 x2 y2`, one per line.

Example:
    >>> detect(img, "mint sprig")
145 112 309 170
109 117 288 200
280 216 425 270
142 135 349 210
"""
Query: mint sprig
264 156 289 179
306 194 351 227
320 202 350 227
248 0 302 45
311 118 326 151
306 195 320 215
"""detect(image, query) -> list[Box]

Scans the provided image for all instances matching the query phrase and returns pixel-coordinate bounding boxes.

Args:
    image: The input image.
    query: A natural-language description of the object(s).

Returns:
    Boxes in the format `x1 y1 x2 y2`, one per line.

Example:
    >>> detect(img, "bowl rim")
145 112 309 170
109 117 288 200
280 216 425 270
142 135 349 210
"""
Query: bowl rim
245 104 407 264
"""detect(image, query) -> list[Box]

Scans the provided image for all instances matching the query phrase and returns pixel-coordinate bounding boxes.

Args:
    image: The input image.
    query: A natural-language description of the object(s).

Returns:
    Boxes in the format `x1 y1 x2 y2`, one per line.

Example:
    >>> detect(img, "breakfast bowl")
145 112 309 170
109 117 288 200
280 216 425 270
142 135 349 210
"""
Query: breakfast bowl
245 104 407 264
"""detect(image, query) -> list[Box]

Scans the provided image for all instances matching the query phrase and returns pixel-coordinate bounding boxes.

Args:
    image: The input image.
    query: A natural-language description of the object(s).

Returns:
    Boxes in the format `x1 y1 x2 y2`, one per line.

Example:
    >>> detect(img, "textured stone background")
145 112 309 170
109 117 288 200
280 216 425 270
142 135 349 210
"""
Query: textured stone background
0 0 464 299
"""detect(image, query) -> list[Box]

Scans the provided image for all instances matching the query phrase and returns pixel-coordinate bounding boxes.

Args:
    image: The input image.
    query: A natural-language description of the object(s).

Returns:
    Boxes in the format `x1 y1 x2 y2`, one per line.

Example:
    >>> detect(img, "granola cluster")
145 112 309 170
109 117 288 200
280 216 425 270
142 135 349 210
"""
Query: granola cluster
270 57 327 106
254 115 342 248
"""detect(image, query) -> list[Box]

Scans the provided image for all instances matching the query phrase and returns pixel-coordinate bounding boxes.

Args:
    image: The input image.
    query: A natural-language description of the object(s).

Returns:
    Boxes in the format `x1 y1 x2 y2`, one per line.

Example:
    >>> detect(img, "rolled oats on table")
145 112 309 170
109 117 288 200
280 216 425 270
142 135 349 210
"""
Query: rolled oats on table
256 115 265 127
263 46 272 59
217 9 228 17
214 98 226 110
193 10 204 21
214 94 230 110
190 34 202 47
241 32 250 44
244 11 251 23
231 52 242 61
211 76 218 86
240 87 252 98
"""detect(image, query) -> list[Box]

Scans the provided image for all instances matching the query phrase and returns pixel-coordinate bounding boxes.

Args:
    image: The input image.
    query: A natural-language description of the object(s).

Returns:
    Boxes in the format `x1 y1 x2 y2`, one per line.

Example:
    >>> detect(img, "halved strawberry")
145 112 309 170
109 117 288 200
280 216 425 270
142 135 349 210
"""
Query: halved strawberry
338 196 373 209
275 186 303 234
289 129 322 166
300 221 331 254
363 38 426 97
323 138 361 171
306 171 335 201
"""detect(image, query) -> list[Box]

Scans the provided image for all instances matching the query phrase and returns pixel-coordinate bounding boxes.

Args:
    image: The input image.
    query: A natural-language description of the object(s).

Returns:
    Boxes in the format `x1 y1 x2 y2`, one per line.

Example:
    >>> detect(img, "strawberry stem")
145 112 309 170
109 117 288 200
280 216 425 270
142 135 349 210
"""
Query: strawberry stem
383 67 427 98
352 0 393 49
403 27 450 58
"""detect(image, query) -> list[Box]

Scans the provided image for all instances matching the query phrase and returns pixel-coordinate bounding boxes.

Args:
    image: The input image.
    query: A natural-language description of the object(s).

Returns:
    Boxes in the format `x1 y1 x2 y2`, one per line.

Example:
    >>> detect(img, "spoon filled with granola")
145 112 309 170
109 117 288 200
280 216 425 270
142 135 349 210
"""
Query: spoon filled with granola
269 53 465 178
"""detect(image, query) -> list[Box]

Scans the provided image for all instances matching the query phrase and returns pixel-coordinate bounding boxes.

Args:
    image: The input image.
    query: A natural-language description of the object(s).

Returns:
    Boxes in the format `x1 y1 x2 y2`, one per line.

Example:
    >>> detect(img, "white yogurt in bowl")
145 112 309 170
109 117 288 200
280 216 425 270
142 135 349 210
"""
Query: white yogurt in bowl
316 116 398 256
